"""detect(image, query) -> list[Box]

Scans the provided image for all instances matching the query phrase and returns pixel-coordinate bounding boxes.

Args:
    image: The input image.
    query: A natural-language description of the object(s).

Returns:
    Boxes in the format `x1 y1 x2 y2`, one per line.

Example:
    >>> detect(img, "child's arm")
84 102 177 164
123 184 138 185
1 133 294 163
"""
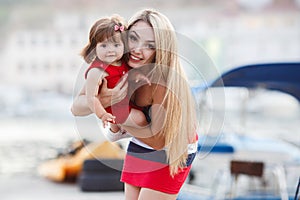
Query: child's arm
71 75 128 116
71 85 93 116
85 68 115 126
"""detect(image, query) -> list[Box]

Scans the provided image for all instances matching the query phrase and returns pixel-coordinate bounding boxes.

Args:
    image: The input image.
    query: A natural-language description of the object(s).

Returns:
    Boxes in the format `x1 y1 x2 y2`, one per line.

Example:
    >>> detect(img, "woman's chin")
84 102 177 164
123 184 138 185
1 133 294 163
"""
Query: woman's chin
128 60 143 68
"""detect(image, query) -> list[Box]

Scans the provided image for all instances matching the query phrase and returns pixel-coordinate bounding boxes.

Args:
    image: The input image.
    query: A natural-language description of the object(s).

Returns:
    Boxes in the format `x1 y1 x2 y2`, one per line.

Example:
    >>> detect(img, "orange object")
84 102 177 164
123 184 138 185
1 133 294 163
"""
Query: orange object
38 141 125 182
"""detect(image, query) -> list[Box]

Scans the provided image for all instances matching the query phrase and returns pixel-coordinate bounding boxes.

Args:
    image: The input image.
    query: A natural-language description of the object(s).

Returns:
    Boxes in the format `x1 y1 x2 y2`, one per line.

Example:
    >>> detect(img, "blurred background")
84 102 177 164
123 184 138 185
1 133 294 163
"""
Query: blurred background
0 0 299 197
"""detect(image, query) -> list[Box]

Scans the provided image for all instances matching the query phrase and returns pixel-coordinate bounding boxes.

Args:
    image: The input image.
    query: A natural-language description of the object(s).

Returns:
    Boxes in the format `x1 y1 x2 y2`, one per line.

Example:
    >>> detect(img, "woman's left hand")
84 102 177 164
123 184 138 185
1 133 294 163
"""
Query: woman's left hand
98 74 128 108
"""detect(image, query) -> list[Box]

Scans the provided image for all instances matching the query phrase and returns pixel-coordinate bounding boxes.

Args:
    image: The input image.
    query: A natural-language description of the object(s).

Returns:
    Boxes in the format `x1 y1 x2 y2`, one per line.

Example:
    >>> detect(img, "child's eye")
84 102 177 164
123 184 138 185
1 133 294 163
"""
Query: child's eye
100 44 106 48
114 43 121 47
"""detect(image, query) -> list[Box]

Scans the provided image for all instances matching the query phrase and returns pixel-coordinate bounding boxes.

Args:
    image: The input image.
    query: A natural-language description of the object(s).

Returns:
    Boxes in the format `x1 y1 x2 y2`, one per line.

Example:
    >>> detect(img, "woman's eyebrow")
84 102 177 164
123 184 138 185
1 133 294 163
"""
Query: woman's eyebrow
130 31 140 39
146 40 155 43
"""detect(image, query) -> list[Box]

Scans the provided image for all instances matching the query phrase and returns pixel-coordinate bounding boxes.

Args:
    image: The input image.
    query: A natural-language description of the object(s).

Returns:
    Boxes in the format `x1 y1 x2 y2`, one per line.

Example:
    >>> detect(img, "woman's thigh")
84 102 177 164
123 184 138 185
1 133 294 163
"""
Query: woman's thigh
125 183 140 200
138 187 177 200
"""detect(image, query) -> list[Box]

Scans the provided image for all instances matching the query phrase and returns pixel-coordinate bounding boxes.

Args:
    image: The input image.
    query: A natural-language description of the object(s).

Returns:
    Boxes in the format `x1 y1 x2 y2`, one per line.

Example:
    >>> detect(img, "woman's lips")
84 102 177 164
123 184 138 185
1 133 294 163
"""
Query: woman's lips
130 54 142 61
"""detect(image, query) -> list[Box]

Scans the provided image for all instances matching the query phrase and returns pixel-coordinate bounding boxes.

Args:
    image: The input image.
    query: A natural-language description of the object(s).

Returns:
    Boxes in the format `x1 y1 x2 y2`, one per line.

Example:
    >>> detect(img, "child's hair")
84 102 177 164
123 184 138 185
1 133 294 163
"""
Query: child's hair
81 14 127 63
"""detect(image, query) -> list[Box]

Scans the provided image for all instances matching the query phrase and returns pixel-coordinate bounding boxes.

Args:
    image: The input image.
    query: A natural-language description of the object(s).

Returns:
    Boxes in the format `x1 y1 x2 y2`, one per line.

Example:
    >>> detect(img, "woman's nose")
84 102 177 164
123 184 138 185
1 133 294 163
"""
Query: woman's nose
131 43 143 53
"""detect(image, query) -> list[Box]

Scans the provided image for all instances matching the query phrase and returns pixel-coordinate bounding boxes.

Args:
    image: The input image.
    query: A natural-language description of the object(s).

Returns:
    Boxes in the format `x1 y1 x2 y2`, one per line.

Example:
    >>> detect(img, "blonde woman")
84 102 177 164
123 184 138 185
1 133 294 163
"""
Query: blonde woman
72 9 198 200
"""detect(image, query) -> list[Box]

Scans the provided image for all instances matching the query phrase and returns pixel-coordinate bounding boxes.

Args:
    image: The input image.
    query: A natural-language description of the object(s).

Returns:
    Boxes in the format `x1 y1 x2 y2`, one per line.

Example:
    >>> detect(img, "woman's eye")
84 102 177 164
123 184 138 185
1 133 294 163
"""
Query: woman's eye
146 44 155 49
129 35 137 42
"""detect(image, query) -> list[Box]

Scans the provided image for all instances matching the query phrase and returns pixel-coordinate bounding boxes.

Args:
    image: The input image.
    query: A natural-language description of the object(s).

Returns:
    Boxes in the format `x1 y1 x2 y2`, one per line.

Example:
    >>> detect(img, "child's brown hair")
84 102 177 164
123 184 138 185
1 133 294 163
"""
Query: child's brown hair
81 14 127 63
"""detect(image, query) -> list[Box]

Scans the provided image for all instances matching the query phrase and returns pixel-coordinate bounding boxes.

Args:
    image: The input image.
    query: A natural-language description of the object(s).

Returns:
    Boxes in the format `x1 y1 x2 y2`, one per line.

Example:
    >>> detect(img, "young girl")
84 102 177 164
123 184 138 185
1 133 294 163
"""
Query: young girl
77 15 148 134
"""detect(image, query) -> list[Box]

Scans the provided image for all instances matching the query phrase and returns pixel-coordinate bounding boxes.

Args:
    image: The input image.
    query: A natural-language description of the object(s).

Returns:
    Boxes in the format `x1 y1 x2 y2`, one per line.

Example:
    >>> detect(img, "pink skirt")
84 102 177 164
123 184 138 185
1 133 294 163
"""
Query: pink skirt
121 141 196 194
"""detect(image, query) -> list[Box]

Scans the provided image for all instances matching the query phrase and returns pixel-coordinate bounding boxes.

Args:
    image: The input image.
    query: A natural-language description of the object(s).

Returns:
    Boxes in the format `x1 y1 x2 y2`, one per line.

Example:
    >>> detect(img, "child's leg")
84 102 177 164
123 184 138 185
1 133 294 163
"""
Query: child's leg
122 108 148 128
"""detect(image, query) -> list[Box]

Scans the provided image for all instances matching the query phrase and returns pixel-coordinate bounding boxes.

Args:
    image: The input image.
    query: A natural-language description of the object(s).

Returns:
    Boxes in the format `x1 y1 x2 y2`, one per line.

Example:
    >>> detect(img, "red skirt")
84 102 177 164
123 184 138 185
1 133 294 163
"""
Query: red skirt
121 141 196 194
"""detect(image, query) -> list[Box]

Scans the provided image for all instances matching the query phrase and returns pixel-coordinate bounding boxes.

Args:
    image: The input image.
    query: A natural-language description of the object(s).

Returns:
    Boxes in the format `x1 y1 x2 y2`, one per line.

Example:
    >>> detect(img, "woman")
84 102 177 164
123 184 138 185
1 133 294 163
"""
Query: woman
72 9 198 200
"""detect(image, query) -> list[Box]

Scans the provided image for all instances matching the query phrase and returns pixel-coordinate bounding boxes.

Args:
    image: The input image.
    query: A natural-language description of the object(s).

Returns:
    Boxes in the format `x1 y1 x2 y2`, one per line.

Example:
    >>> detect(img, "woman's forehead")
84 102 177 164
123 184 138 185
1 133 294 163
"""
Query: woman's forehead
130 21 155 41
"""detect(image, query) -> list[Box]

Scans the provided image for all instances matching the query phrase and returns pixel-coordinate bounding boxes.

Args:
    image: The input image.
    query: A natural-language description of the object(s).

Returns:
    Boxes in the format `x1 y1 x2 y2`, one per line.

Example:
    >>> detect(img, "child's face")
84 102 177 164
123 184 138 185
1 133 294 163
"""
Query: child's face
96 34 124 65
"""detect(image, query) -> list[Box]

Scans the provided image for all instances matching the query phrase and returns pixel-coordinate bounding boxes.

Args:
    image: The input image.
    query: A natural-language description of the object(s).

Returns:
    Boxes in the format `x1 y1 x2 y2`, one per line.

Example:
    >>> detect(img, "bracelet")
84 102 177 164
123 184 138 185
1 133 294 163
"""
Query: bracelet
109 128 121 134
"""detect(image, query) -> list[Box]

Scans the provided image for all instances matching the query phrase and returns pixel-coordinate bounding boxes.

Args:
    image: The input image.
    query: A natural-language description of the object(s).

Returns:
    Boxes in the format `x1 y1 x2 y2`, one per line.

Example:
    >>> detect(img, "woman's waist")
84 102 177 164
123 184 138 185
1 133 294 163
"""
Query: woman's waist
126 139 197 167
130 137 198 154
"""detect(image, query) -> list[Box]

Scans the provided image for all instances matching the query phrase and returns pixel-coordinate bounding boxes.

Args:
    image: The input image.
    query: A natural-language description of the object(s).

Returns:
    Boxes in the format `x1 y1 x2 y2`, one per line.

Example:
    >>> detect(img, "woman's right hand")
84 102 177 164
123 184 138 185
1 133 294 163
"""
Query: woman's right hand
97 74 128 108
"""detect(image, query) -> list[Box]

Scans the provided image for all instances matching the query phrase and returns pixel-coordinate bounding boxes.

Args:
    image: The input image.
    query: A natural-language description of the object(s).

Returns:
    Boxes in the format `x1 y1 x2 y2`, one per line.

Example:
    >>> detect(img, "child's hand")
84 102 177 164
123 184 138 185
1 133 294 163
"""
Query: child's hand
100 113 116 128
135 73 151 86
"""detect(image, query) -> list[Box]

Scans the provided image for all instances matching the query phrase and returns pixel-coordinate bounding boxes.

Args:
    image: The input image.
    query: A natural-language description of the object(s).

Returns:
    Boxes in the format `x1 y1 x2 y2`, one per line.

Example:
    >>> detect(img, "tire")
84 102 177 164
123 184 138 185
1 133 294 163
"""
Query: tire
78 159 124 191
82 159 123 172
78 172 124 191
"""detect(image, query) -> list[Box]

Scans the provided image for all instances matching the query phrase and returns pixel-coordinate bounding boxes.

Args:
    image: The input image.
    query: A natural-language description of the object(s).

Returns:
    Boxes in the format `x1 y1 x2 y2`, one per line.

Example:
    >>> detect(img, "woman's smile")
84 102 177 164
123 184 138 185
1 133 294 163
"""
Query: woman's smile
129 53 142 61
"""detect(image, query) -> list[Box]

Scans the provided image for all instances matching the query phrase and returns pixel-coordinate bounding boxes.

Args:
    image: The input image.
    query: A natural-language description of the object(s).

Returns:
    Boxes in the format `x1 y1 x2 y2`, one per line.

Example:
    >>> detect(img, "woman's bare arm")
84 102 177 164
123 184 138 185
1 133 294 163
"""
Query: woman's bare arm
99 74 129 107
120 84 167 149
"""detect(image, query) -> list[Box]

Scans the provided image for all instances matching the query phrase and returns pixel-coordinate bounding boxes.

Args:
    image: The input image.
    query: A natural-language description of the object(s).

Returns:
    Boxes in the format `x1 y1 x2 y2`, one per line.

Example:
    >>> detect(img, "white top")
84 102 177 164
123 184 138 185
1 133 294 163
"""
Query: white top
105 129 198 154
105 128 132 141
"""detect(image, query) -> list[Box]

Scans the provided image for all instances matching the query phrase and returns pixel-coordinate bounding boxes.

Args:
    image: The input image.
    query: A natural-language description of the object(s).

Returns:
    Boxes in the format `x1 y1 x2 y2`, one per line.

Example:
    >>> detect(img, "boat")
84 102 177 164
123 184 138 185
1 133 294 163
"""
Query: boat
178 63 300 200
38 140 125 182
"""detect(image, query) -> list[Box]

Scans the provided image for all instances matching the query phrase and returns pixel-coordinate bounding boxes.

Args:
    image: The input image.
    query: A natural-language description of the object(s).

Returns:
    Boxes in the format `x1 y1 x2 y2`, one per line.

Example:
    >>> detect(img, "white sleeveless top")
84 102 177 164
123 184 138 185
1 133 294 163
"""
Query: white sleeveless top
105 129 198 154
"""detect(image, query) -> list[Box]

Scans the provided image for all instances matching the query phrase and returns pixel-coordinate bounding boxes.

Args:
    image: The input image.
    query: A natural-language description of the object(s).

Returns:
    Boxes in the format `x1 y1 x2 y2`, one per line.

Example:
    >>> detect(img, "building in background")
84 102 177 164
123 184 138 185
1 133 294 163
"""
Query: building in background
0 0 300 94
1 13 87 94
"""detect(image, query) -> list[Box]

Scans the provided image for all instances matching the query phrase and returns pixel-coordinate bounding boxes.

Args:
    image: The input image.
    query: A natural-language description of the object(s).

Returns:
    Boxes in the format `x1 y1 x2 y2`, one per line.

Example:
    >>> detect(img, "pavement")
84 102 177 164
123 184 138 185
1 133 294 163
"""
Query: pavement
0 174 124 200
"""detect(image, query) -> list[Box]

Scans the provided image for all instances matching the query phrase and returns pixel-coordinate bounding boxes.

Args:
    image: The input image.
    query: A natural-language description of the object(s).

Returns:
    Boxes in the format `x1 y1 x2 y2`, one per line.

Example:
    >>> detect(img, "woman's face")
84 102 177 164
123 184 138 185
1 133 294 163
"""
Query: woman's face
127 20 156 68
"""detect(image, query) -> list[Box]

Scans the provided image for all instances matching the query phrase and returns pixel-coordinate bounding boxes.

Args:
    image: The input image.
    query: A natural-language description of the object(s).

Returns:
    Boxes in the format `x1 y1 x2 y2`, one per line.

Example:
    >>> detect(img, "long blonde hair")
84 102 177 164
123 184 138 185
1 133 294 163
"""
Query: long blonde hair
128 9 197 176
